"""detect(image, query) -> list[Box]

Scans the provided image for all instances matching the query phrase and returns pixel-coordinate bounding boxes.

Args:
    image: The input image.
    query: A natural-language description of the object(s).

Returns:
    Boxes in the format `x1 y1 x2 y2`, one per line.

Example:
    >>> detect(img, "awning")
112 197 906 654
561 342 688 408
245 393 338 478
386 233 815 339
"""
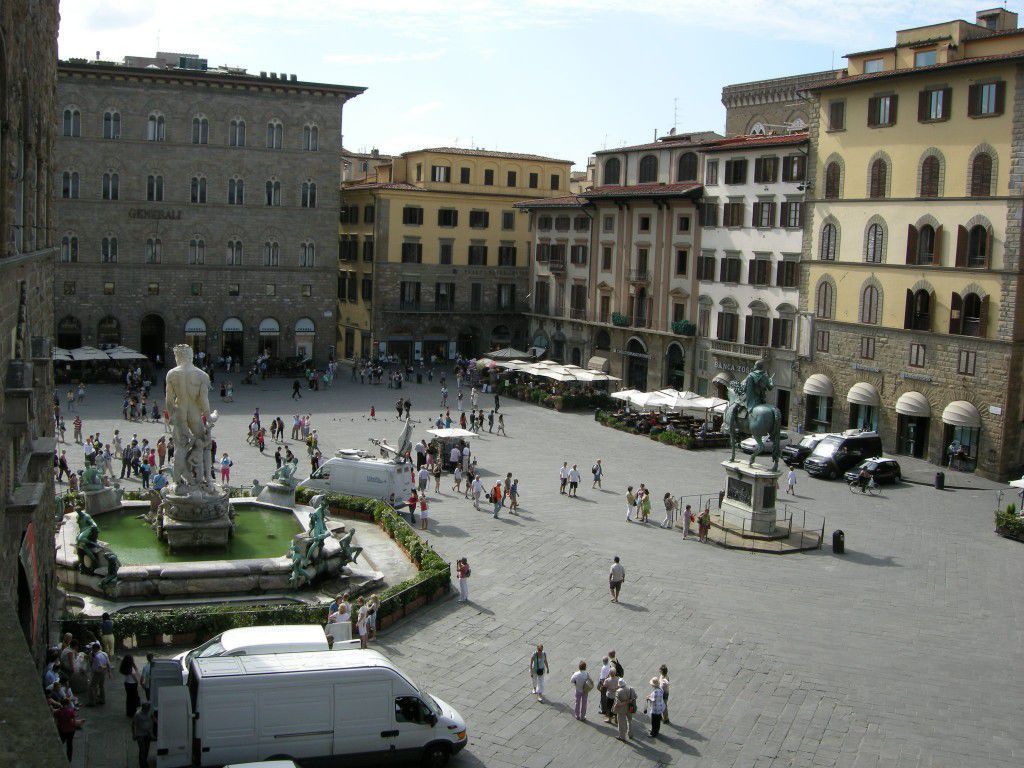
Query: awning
222 317 243 333
942 400 981 428
712 372 733 387
588 355 609 372
846 382 880 407
295 317 315 334
259 318 280 334
184 317 206 335
802 373 834 397
896 391 931 418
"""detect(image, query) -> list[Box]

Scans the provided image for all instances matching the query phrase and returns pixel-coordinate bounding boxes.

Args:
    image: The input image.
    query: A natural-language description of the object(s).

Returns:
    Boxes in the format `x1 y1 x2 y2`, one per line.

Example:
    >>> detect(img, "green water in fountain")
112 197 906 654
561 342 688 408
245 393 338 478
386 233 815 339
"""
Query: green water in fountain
98 504 302 565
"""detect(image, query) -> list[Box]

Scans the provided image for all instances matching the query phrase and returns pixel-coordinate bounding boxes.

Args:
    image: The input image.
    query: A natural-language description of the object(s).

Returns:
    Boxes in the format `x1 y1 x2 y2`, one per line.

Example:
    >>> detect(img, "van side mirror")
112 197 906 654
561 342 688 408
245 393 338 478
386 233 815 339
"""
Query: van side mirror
427 713 438 727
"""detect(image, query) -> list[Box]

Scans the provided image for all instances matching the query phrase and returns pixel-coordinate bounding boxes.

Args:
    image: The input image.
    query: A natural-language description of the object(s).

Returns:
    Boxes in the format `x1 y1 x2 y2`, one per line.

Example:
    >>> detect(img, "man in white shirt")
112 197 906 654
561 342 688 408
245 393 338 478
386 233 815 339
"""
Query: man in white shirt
417 466 429 493
559 462 570 494
598 656 613 717
449 445 461 467
471 476 484 510
461 444 471 471
88 643 111 706
568 464 581 497
609 556 625 603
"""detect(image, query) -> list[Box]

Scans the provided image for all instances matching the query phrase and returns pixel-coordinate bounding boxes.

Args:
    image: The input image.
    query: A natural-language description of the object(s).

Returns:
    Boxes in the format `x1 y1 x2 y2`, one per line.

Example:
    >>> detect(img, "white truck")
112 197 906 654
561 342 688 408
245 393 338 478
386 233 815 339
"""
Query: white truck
155 649 467 767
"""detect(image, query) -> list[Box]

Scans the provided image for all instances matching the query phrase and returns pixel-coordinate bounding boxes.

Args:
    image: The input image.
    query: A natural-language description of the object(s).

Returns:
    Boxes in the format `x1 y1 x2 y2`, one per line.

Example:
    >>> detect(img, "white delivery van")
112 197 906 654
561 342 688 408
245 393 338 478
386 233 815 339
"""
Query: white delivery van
155 649 467 768
299 450 414 502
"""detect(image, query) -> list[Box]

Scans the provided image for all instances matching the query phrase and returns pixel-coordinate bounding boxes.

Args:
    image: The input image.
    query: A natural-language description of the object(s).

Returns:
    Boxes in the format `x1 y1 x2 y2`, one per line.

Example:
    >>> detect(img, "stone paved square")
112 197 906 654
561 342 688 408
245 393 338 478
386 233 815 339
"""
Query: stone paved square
60 373 1024 768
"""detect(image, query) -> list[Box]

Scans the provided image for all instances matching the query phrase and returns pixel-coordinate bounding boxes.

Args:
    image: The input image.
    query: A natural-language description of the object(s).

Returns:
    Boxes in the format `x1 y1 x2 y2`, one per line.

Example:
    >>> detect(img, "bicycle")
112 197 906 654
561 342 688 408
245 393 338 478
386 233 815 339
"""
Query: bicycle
848 477 880 496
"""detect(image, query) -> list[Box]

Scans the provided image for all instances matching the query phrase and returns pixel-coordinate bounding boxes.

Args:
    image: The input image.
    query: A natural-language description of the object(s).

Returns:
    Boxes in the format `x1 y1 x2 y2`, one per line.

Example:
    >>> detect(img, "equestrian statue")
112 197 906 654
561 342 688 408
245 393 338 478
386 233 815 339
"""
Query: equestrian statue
724 360 783 471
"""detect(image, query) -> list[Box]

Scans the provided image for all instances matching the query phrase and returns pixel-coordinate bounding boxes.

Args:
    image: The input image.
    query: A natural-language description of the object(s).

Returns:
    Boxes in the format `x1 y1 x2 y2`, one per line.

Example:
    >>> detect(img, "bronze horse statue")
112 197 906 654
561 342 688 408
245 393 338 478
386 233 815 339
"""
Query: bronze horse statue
724 378 783 471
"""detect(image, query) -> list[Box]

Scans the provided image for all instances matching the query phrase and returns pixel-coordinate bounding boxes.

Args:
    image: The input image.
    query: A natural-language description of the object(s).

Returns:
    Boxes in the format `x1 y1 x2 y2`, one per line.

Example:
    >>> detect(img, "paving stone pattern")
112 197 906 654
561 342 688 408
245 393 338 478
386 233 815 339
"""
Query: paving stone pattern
62 372 1023 767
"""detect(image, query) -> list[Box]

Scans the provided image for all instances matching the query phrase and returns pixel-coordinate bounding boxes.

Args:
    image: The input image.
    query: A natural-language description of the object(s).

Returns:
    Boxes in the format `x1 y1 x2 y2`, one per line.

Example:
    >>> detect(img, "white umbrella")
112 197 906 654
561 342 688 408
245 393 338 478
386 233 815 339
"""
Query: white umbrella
426 428 476 440
497 359 529 370
611 389 639 402
653 389 701 410
106 346 148 361
52 347 73 361
626 391 675 410
69 346 110 361
488 347 532 360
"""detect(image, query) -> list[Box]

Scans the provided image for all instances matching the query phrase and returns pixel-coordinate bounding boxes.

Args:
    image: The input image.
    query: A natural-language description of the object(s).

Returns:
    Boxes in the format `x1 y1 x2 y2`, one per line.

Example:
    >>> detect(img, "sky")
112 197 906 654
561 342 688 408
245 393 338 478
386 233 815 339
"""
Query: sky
58 1 988 169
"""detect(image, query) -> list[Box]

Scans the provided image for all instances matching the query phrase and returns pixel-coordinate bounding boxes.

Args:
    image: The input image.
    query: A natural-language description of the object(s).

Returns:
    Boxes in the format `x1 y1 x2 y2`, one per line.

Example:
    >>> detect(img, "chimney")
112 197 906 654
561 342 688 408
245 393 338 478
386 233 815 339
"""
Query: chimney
95 50 101 60
260 71 267 78
290 74 297 81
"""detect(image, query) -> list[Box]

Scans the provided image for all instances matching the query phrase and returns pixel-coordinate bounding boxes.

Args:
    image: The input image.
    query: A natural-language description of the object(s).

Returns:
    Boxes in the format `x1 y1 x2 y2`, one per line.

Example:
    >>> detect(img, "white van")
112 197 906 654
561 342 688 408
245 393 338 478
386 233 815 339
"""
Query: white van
155 649 467 768
174 625 330 670
299 450 414 502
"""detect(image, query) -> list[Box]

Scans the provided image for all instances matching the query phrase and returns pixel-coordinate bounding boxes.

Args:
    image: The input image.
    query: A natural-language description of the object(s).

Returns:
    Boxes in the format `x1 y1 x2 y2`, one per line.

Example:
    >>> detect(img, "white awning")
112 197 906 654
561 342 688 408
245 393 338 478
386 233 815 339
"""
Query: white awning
712 372 732 386
847 382 880 407
896 391 931 418
942 400 981 428
588 355 609 372
222 317 243 333
184 317 206 335
426 428 476 440
295 317 315 334
259 318 280 334
802 373 834 397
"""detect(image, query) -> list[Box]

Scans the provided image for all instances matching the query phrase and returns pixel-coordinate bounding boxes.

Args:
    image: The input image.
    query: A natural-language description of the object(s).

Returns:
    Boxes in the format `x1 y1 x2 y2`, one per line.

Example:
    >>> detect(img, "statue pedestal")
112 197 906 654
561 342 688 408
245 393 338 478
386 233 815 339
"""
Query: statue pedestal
160 487 234 551
83 486 123 516
721 461 781 535
257 482 297 506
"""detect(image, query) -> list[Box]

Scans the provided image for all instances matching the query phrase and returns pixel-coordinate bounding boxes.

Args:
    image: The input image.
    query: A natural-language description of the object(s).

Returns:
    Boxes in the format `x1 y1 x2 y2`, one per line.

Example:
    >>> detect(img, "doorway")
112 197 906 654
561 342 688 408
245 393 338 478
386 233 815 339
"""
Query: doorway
665 343 685 389
896 415 929 458
56 316 82 349
139 314 165 362
776 389 790 427
625 338 649 390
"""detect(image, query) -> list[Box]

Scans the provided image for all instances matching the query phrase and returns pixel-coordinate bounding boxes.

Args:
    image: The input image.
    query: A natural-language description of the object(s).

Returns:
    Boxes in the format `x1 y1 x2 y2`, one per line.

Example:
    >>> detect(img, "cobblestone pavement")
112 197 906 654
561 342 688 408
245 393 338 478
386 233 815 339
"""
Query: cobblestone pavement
62 373 1023 768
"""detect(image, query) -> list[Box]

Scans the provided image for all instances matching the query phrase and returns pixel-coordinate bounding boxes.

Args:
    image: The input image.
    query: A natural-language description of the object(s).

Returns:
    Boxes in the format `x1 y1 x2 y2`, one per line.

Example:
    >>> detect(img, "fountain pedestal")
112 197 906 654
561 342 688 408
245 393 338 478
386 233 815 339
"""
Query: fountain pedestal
159 488 234 550
721 460 781 535
83 486 123 516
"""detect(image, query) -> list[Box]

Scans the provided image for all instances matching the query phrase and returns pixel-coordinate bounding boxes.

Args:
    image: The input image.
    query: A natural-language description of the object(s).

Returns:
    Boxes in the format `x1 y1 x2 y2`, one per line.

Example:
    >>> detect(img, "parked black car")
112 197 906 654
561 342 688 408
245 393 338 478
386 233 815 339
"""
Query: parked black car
844 457 902 485
782 433 830 468
803 432 884 479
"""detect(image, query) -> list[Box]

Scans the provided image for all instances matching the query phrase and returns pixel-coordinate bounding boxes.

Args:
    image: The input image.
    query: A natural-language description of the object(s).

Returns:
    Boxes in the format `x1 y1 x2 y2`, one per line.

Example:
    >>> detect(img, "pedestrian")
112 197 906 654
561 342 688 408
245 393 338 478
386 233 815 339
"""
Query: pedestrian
156 437 166 469
625 485 637 523
529 644 549 702
639 486 652 524
432 461 442 494
132 702 156 768
494 392 501 412
141 653 154 701
88 642 111 706
683 504 693 538
612 679 636 741
497 413 506 436
786 467 797 495
609 556 625 603
487 410 495 432
419 496 429 530
452 465 463 493
699 504 711 542
100 611 115 657
491 481 503 518
661 493 677 529
292 379 302 399
220 453 233 484
598 657 613 718
592 459 603 489
139 460 151 489
568 464 581 497
502 472 512 506
508 478 520 513
645 677 666 737
274 447 283 469
356 599 370 649
417 465 429 495
53 695 84 761
120 654 142 717
659 665 671 724
471 475 484 510
559 462 569 494
73 415 82 444
456 557 471 601
570 661 593 721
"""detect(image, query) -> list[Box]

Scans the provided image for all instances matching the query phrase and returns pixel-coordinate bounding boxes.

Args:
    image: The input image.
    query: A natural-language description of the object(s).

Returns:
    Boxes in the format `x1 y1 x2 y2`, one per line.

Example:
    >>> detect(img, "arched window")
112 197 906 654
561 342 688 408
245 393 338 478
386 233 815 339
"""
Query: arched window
263 241 280 266
229 119 246 147
920 156 940 197
101 236 118 263
603 157 620 185
145 238 162 264
962 293 983 336
62 107 81 137
266 120 283 149
917 224 935 265
970 153 993 197
967 225 989 268
191 115 209 145
638 155 658 183
265 179 281 206
865 223 884 263
824 161 841 199
190 175 207 204
102 172 119 200
301 181 317 208
906 288 931 330
147 112 165 141
300 241 316 267
147 174 164 202
228 177 244 205
677 152 697 182
60 234 79 262
61 171 79 199
860 284 881 324
303 124 319 151
815 281 834 319
226 240 243 266
819 222 837 260
869 157 888 198
102 110 121 139
188 237 206 265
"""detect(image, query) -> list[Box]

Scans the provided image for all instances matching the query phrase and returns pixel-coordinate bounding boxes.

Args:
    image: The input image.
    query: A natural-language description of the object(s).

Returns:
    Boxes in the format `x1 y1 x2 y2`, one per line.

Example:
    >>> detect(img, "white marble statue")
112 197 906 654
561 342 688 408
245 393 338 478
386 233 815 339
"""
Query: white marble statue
165 344 218 495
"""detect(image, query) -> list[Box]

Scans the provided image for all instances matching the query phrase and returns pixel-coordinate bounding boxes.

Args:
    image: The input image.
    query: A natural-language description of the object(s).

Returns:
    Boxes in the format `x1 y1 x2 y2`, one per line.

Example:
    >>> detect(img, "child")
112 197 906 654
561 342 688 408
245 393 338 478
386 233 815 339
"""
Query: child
369 406 376 420
419 496 429 530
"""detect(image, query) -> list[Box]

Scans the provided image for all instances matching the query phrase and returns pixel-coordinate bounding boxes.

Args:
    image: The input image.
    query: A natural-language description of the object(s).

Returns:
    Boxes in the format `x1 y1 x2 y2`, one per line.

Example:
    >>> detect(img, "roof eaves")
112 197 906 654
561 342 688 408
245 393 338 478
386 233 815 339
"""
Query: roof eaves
808 51 1024 91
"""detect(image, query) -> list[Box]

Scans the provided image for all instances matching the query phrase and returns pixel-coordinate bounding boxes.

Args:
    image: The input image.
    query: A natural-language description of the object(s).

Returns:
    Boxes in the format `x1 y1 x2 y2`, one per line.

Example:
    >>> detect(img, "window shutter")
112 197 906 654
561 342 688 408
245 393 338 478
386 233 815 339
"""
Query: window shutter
747 259 755 284
744 315 753 344
968 84 980 116
771 318 780 348
918 90 929 121
995 81 1006 114
979 295 990 336
751 202 760 225
724 160 733 183
906 224 918 265
949 292 963 334
716 312 724 339
889 95 898 125
941 87 952 119
904 289 914 329
781 156 791 181
986 225 994 268
719 259 727 282
955 225 967 267
933 225 943 265
867 96 879 126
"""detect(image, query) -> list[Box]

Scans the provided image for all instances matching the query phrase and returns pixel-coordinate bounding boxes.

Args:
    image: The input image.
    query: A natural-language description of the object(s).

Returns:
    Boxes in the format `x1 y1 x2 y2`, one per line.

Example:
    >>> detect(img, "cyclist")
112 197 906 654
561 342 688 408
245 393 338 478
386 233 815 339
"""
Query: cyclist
857 466 872 493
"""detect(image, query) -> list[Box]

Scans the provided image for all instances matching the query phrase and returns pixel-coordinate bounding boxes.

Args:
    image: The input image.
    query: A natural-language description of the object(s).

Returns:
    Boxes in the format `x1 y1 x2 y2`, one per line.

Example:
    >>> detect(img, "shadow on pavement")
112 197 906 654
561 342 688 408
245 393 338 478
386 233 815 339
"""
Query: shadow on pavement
839 550 901 567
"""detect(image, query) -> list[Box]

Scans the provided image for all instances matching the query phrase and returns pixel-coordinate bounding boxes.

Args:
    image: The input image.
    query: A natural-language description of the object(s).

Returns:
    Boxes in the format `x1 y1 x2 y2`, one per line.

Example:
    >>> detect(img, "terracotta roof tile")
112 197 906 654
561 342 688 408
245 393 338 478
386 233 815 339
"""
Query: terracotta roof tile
513 195 587 209
341 181 420 192
810 50 1024 90
702 132 809 153
595 131 723 155
584 182 702 199
405 147 573 164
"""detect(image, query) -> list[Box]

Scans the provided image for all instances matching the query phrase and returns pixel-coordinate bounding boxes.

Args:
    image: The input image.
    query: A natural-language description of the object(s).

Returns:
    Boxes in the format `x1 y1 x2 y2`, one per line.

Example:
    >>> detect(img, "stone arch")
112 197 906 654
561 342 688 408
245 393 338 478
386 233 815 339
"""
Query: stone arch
858 276 885 325
866 150 892 198
966 142 999 196
965 213 994 231
961 281 990 300
748 299 770 312
784 111 808 130
917 147 946 197
747 119 767 135
913 213 941 229
626 335 648 353
698 294 713 307
863 214 888 263
776 302 797 314
822 152 845 199
719 296 739 310
909 278 936 294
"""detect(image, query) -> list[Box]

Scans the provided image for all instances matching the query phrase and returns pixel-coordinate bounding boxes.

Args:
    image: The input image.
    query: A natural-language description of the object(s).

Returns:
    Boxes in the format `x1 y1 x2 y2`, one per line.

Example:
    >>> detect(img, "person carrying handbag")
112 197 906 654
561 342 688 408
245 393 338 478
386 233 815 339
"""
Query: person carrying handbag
529 644 549 702
569 661 593 720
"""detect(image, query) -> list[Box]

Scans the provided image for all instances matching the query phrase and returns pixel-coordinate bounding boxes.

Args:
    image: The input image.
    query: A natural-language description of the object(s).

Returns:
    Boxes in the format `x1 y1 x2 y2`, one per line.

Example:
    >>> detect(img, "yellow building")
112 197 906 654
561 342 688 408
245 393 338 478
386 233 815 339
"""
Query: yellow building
338 147 572 361
801 7 1024 478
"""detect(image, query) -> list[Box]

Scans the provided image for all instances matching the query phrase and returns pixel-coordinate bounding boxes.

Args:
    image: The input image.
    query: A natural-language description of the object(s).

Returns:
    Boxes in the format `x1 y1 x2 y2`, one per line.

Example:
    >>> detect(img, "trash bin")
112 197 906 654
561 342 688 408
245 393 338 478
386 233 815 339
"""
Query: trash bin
832 529 845 554
934 471 945 490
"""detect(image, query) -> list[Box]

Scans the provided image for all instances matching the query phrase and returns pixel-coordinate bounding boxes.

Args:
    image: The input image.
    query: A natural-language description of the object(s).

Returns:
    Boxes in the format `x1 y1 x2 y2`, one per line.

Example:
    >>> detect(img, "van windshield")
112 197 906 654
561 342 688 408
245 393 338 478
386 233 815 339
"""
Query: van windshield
184 634 225 666
810 437 841 459
799 436 820 449
425 694 443 716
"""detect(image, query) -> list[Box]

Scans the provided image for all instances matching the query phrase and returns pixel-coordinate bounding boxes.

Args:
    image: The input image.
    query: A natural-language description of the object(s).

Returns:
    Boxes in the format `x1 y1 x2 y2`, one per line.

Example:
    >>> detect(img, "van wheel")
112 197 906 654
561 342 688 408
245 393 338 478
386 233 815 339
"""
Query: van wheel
829 468 838 480
422 743 451 767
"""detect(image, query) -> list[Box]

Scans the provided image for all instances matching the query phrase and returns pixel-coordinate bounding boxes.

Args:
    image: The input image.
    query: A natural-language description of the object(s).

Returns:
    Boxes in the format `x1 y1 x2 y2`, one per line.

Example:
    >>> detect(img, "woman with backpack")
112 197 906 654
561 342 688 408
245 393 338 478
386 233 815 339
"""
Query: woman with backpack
529 644 549 702
456 558 470 602
569 661 594 721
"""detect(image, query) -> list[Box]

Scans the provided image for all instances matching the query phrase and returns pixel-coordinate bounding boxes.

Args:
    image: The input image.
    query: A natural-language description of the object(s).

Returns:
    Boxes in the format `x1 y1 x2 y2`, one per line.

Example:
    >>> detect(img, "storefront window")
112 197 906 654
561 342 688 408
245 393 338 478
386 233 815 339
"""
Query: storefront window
944 425 979 470
806 395 833 432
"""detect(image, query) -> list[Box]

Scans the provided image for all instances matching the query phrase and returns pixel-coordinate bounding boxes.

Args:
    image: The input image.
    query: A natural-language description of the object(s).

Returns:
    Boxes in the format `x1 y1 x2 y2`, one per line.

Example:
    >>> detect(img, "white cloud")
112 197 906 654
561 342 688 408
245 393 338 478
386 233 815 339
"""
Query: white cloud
324 50 445 66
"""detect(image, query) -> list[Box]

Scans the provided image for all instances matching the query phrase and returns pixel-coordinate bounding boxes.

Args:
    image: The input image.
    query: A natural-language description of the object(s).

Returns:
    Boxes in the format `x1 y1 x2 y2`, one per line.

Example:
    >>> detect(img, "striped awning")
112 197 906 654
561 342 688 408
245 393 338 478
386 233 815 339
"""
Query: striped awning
896 391 931 418
802 373 834 397
847 382 880 407
942 400 981 428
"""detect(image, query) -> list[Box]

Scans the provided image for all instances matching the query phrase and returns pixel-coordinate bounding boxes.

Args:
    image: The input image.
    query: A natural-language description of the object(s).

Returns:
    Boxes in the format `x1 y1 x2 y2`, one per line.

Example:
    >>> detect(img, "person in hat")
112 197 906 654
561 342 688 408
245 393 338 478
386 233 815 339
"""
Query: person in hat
645 676 666 737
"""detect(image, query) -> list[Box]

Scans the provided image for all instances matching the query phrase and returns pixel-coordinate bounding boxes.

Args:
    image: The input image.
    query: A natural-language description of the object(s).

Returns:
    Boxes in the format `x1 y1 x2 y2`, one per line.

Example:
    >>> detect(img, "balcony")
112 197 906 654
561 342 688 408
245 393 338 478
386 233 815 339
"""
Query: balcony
710 340 771 359
628 268 651 283
569 307 587 320
548 258 566 275
552 302 565 317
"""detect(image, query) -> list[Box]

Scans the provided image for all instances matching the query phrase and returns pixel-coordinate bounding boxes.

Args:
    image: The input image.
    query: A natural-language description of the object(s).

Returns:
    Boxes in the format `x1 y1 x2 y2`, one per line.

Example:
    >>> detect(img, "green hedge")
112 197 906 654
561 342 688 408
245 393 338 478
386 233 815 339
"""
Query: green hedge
595 409 695 448
996 504 1024 541
62 491 450 642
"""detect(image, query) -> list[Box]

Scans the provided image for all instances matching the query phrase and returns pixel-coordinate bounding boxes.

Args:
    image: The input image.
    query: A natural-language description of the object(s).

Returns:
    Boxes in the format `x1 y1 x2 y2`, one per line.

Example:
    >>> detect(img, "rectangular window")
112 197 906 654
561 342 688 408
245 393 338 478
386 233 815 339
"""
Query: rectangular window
439 240 453 265
675 249 688 276
506 171 517 187
362 237 374 261
415 164 422 182
724 159 748 184
720 254 741 283
867 94 898 127
347 273 358 302
828 100 846 131
672 302 686 323
502 211 515 230
484 169 494 186
677 215 690 233
864 58 884 73
265 284 276 297
402 206 423 225
723 202 744 227
599 295 611 323
754 157 778 183
470 283 483 310
909 342 926 368
228 284 240 296
705 159 719 185
753 201 775 228
601 246 612 270
782 155 806 182
435 282 455 310
697 307 710 336
497 283 516 309
499 245 518 266
469 210 490 228
716 312 739 342
603 215 614 232
700 202 718 227
148 282 159 295
431 165 451 183
401 242 423 263
364 204 375 223
103 282 115 295
772 317 793 349
303 284 314 298
919 87 951 122
860 336 875 360
63 281 75 296
957 349 977 376
815 329 830 352
914 49 937 67
460 167 470 184
638 215 651 232
528 173 539 189
551 174 560 190
468 244 488 265
749 257 772 286
437 208 458 227
399 281 421 309
361 277 372 301
780 201 803 228
969 81 1005 117
745 315 770 346
697 253 716 281
776 259 798 288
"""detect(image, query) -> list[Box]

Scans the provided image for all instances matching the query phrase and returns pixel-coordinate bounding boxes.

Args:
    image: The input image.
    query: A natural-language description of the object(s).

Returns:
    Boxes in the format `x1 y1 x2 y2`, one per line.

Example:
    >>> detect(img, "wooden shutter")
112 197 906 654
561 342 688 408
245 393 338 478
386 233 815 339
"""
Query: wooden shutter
955 225 967 267
941 87 952 119
829 100 845 130
906 224 918 264
752 202 761 226
770 319 780 348
747 259 755 284
797 202 805 227
888 95 898 125
779 202 789 226
949 292 963 334
933 225 943 265
867 96 880 126
716 312 724 339
744 315 753 344
724 160 733 183
995 81 1006 115
782 156 792 181
979 295 990 336
918 90 929 121
986 224 994 268
967 84 980 116
904 289 914 329
719 258 728 282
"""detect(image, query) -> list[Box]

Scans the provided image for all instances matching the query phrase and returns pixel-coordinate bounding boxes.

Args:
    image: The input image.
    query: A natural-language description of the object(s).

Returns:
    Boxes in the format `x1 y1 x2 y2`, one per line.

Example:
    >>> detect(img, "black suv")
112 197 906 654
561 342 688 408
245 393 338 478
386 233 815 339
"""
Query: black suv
781 433 831 468
844 457 902 485
803 432 884 479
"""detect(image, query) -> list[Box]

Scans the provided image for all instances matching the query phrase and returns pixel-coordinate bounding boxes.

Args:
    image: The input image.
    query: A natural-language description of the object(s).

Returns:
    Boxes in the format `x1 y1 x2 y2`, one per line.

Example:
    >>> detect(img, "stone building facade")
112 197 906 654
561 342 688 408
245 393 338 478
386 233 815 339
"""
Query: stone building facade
722 70 841 137
1 2 73 765
54 54 364 366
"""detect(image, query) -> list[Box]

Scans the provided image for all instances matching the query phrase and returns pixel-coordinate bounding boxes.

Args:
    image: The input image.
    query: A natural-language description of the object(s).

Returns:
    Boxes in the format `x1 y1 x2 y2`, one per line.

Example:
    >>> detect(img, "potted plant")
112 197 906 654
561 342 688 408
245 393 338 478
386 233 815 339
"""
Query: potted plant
611 312 629 327
671 320 697 336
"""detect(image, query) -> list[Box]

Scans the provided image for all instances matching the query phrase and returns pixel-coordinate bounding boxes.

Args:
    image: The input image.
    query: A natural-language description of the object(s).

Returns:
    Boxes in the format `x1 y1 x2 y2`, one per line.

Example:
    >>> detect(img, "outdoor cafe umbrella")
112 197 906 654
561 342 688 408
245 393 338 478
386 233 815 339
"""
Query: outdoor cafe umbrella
487 347 532 360
52 347 73 362
69 346 110 362
611 389 639 402
105 345 148 361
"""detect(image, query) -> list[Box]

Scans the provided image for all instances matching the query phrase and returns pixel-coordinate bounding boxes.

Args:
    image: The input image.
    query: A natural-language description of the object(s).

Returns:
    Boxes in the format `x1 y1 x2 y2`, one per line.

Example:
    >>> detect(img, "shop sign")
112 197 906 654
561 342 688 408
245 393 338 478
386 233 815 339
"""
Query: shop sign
900 372 933 383
128 208 182 220
852 363 880 373
714 358 754 375
613 347 649 360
